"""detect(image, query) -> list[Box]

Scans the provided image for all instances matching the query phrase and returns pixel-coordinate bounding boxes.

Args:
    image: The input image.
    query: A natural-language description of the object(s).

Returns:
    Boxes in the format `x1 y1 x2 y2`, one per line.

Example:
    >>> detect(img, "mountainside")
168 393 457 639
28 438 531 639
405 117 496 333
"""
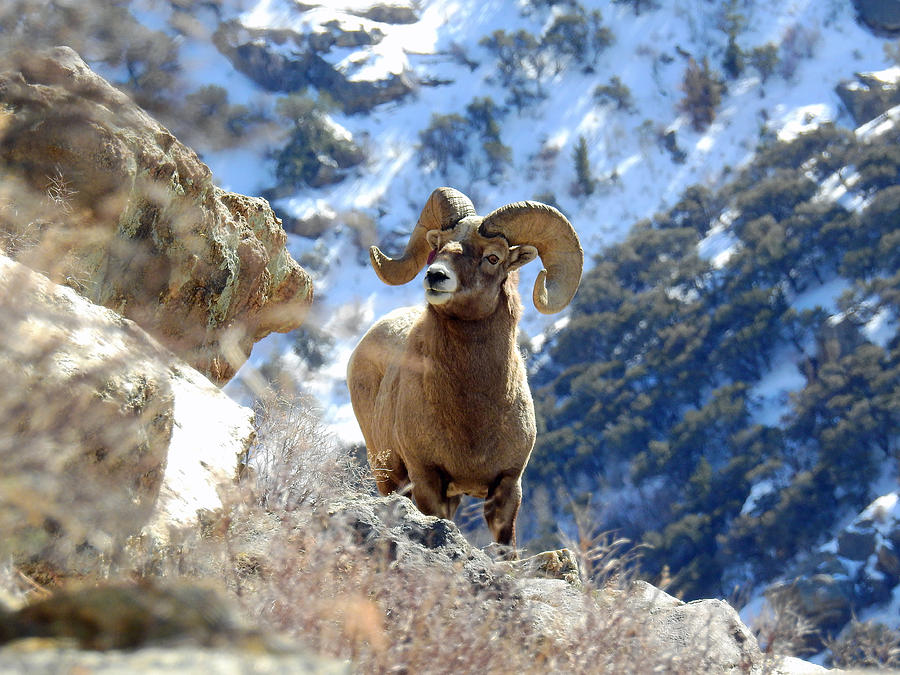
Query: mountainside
4 0 900 665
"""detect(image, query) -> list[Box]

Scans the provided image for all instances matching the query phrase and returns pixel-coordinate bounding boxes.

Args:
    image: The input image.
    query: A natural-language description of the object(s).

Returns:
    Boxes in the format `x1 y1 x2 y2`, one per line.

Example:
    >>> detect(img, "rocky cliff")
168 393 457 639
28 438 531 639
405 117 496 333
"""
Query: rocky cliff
0 47 312 383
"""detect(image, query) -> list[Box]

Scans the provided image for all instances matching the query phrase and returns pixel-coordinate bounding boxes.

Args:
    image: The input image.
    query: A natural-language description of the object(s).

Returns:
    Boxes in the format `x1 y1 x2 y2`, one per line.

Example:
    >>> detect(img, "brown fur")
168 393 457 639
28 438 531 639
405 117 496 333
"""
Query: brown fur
347 238 537 551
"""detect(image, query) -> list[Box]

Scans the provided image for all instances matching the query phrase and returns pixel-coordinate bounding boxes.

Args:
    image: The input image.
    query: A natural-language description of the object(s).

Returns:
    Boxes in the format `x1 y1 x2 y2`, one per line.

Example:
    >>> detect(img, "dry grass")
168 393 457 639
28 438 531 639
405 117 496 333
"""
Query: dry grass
827 620 900 669
0 365 766 672
150 391 744 674
751 594 821 658
248 389 368 513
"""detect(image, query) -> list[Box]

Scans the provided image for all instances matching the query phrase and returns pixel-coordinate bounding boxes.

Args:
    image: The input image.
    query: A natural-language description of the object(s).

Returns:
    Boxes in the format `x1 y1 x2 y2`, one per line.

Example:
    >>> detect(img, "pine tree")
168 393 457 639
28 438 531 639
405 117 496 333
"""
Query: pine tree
749 44 779 84
678 57 723 132
723 36 744 79
572 135 595 196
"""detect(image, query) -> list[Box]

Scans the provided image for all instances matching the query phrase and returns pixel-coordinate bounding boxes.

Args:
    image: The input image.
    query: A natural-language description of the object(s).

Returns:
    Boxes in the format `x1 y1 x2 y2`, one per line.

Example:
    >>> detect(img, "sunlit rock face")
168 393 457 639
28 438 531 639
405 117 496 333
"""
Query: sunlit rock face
0 253 254 571
0 46 313 384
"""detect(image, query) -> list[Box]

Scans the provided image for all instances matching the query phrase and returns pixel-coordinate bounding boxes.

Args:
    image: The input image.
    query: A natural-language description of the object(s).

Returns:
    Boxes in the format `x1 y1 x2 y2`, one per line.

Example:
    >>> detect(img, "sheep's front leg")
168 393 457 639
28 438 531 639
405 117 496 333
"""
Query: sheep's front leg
369 448 410 496
409 466 455 520
484 473 522 552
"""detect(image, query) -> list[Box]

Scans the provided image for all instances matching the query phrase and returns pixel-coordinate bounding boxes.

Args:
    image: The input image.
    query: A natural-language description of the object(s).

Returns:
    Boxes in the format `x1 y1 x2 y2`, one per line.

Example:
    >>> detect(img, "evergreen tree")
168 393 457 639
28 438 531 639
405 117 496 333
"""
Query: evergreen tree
723 36 744 79
749 44 779 84
855 144 900 196
465 97 512 182
843 185 900 278
528 115 900 601
572 135 595 196
678 57 723 131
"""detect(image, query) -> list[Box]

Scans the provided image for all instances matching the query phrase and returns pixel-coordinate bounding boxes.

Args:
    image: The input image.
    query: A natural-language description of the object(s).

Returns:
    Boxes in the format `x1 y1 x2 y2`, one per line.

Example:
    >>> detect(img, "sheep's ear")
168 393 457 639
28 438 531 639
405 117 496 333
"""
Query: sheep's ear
507 245 538 271
426 230 442 249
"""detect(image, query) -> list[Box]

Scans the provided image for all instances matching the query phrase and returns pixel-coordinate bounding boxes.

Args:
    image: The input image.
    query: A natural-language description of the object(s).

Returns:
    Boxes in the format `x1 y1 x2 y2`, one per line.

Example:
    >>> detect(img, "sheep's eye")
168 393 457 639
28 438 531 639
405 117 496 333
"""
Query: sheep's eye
485 254 500 265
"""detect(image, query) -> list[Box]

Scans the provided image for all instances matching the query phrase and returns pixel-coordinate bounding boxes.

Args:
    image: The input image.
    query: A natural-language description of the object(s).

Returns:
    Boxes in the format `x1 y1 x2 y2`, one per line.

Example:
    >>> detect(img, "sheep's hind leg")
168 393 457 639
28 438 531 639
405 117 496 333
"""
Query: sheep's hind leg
484 473 522 554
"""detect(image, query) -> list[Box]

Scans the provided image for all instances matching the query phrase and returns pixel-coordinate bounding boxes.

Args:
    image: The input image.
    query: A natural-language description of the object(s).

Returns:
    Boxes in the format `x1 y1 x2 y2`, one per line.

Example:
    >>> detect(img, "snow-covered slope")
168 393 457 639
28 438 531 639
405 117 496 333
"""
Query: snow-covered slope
154 0 888 446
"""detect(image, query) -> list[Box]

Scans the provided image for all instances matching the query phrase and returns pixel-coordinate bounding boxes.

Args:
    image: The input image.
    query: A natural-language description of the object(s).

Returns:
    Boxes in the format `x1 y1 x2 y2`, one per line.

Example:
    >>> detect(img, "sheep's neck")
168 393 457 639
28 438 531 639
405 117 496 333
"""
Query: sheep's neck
423 283 522 397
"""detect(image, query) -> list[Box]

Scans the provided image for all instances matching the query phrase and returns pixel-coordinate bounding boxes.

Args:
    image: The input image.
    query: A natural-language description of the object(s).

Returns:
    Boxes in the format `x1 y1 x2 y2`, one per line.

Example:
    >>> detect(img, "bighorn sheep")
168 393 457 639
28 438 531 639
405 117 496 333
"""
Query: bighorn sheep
347 187 582 550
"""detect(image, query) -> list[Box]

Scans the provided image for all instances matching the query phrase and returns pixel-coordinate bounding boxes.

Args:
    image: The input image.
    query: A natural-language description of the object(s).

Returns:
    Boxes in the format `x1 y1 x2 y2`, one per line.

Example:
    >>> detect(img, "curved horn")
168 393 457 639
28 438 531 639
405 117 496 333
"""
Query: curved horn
481 201 583 314
370 187 476 285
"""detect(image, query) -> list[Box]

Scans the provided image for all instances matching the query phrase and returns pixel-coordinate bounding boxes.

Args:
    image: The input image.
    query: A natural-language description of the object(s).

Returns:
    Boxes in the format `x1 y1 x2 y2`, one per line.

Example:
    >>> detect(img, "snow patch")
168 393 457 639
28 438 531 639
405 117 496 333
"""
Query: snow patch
698 222 739 269
740 479 776 516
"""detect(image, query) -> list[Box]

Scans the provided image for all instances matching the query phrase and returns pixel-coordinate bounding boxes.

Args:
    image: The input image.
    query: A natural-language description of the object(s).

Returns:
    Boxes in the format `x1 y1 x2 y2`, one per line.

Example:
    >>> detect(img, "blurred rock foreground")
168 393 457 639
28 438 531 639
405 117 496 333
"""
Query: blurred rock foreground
0 491 825 673
0 252 255 569
0 46 313 384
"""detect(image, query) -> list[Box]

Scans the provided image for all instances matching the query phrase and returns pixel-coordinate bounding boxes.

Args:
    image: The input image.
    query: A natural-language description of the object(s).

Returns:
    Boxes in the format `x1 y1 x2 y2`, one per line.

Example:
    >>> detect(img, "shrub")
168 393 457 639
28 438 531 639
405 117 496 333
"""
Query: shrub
594 76 634 111
544 9 613 73
678 57 723 132
723 36 744 79
749 44 779 84
829 621 900 669
273 95 366 189
249 390 360 513
418 113 469 173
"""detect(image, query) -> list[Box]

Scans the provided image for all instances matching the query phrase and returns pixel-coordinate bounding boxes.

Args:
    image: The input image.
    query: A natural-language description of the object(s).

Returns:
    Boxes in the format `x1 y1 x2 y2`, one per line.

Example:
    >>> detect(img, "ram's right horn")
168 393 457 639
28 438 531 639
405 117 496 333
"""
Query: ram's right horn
480 201 583 314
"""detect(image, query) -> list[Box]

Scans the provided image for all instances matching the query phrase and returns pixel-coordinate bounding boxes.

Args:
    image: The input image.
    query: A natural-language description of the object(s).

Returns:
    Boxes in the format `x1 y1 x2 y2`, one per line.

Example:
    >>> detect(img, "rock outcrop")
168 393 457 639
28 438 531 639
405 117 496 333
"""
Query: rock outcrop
319 493 821 673
213 6 416 114
836 67 900 127
760 491 900 653
0 253 254 570
0 46 312 384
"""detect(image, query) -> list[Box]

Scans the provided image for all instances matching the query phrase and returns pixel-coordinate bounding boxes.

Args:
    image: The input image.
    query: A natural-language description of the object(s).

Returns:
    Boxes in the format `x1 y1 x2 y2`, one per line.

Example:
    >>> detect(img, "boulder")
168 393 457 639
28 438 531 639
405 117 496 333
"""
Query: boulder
321 493 501 589
875 542 900 580
358 4 420 24
0 253 254 570
836 67 900 127
0 475 827 672
853 0 900 36
324 493 779 671
597 581 763 672
836 528 877 561
0 47 312 384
